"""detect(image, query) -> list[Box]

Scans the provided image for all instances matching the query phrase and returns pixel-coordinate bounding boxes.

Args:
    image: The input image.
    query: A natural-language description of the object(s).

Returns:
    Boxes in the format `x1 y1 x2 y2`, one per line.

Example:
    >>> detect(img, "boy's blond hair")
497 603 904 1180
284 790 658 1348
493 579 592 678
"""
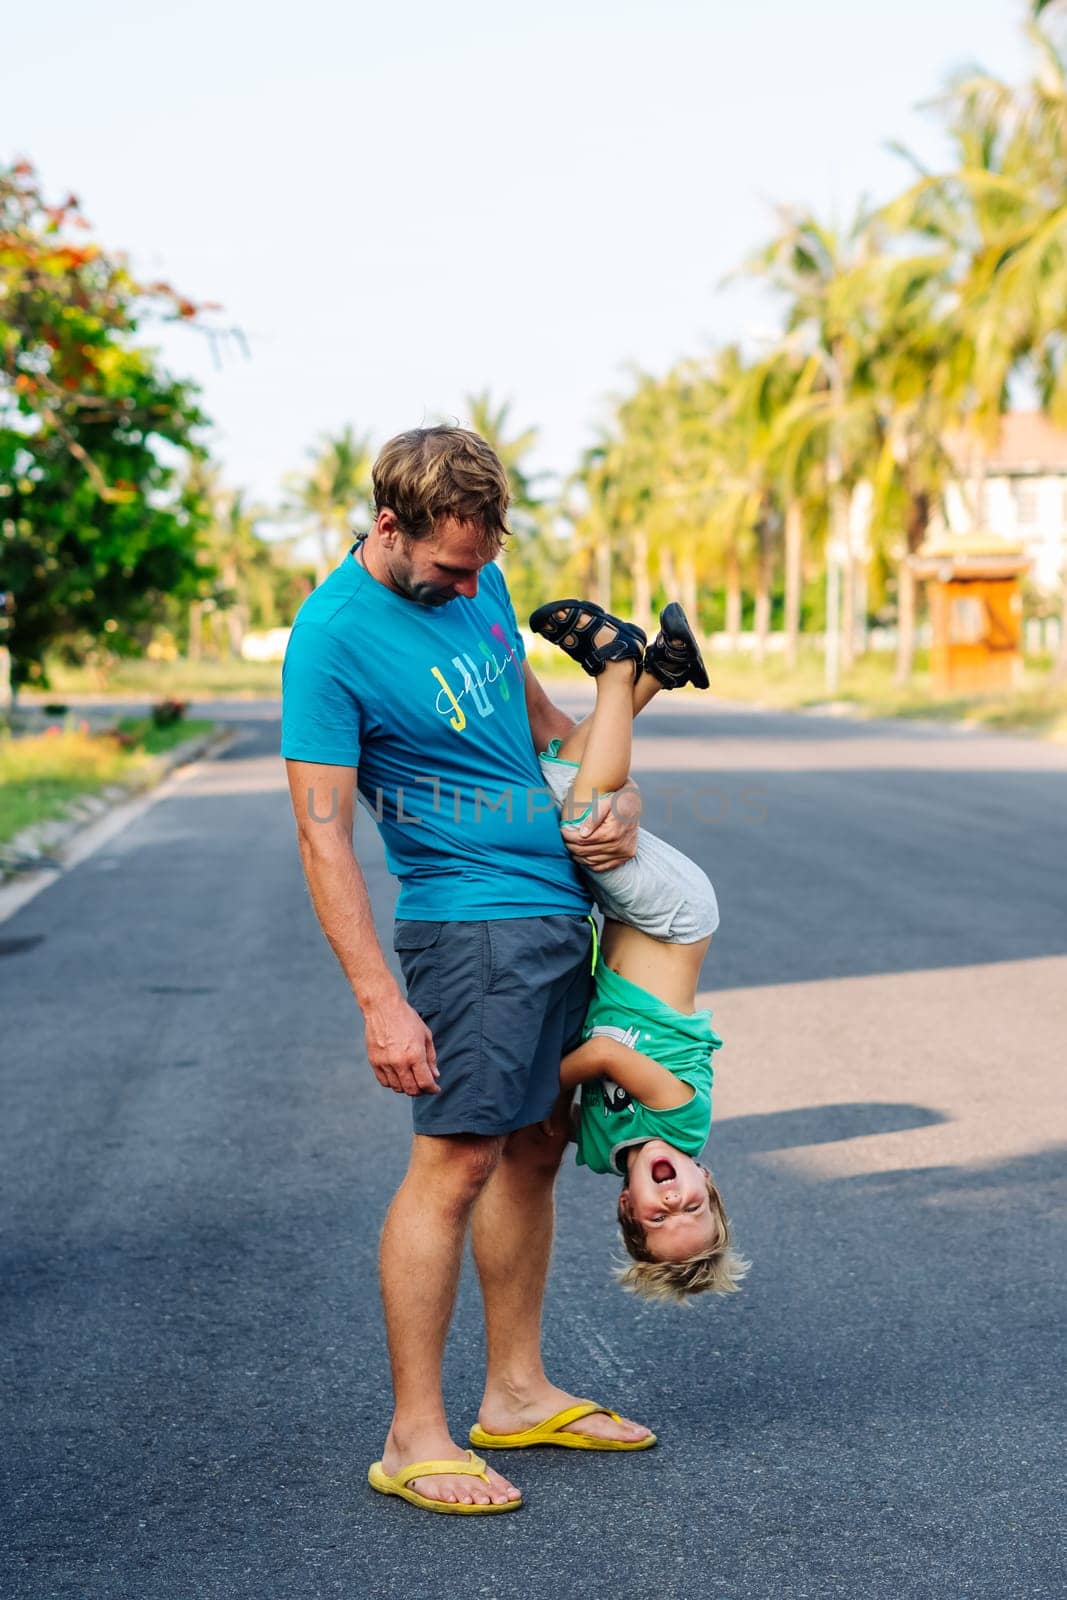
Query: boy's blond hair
616 1167 750 1306
372 426 510 558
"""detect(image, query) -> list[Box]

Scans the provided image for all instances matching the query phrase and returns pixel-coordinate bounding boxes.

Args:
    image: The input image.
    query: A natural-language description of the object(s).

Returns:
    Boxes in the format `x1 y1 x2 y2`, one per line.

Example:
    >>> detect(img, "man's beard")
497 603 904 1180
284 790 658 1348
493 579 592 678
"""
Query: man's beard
398 576 454 607
389 554 455 608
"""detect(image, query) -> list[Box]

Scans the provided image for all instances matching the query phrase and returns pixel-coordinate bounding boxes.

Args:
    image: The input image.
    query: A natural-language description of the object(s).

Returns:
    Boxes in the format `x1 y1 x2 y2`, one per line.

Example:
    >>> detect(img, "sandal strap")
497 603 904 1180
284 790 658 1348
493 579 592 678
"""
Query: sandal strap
645 637 692 684
394 1450 489 1489
530 599 606 645
531 598 646 677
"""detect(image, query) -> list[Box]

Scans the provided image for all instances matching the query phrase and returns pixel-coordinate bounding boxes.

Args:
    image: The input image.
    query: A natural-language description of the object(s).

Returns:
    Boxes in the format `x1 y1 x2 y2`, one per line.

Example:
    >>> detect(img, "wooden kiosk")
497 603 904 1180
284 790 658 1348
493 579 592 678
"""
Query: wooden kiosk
909 535 1029 694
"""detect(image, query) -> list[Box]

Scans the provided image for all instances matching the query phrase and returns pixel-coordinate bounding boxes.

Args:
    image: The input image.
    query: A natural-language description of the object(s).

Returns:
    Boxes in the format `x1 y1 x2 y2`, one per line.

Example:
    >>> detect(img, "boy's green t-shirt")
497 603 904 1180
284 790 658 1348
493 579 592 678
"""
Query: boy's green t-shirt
574 962 723 1177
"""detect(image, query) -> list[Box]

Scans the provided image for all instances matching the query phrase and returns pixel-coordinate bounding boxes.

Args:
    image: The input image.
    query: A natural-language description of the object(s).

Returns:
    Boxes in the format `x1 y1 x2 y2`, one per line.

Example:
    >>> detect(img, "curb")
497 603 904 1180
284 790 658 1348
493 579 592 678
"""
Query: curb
0 724 235 883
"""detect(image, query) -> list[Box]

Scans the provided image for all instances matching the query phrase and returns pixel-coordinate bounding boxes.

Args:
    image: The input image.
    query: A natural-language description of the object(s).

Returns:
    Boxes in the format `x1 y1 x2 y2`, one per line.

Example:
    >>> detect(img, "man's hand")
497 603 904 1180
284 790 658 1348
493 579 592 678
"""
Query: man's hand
363 992 440 1096
563 779 642 873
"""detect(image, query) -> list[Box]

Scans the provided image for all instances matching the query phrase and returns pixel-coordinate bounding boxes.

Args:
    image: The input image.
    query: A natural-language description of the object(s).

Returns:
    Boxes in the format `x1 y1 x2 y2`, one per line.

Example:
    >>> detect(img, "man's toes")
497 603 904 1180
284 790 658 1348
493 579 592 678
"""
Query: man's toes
619 1416 650 1438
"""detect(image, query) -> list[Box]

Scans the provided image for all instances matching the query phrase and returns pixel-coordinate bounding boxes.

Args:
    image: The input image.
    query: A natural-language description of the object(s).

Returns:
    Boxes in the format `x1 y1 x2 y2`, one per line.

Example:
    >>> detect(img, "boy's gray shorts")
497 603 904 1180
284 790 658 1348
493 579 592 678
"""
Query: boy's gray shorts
538 756 720 942
393 914 593 1137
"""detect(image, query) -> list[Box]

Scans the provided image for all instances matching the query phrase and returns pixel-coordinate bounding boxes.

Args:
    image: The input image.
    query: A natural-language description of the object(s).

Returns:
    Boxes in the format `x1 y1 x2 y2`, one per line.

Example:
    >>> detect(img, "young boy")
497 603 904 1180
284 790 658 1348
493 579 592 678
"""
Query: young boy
529 598 749 1306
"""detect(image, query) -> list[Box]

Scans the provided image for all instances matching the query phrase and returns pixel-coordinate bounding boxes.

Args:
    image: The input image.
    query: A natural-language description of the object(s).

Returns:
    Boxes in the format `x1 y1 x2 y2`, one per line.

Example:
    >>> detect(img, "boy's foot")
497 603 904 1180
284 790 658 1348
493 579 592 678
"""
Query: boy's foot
380 1425 521 1508
529 598 646 679
643 601 710 690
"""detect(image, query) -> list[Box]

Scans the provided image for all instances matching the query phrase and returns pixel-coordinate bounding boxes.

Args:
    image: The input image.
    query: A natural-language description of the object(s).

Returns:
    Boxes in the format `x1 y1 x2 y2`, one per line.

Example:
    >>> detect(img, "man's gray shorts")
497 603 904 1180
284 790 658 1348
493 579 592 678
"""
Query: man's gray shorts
393 915 593 1137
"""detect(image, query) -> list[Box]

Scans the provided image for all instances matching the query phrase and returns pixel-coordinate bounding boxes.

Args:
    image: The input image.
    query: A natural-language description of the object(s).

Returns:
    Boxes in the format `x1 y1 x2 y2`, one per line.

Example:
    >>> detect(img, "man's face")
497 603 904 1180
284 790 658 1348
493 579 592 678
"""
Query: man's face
383 516 490 607
621 1141 718 1264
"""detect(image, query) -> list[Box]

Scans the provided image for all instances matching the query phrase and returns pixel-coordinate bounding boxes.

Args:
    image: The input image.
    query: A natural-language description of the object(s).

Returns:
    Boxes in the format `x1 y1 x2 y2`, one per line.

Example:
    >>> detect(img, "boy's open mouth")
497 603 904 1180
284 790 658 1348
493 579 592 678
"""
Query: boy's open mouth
651 1159 676 1183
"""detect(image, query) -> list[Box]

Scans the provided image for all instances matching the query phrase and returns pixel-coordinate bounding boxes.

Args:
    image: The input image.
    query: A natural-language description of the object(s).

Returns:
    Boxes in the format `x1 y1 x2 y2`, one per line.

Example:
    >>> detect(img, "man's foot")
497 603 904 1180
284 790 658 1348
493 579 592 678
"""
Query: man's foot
381 1425 521 1508
476 1382 652 1446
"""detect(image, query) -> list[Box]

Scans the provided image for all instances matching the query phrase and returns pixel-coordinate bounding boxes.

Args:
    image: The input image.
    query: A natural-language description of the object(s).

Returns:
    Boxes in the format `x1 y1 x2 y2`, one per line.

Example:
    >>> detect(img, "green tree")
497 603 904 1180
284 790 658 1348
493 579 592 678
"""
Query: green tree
0 160 211 691
461 390 560 618
885 13 1067 676
283 426 374 586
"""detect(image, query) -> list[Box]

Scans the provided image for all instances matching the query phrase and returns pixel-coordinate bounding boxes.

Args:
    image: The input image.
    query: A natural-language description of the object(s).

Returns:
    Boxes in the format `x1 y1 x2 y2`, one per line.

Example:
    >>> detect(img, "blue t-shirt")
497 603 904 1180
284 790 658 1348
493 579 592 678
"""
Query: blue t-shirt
281 547 592 922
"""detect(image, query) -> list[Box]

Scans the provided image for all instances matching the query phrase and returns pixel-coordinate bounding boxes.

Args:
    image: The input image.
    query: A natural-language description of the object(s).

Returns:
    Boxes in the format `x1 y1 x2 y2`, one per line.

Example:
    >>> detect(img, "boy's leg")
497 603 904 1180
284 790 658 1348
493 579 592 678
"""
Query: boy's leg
554 663 664 771
378 1132 521 1506
565 661 635 809
470 1122 651 1444
633 666 663 715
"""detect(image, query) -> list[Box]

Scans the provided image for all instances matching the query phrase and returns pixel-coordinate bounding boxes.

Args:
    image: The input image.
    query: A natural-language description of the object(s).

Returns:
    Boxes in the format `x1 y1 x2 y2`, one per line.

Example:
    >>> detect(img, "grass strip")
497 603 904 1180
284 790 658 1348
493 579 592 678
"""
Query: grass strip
0 718 215 848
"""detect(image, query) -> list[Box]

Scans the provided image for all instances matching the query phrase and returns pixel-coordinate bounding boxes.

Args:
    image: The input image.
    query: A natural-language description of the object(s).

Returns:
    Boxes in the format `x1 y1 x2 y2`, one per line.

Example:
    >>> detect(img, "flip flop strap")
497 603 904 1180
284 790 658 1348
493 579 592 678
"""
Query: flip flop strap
530 1400 617 1437
394 1450 489 1489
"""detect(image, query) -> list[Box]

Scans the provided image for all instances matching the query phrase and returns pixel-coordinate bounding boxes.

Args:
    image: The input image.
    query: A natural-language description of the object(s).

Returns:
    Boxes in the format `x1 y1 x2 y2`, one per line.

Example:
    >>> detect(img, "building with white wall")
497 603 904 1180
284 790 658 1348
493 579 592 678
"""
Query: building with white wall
941 412 1067 591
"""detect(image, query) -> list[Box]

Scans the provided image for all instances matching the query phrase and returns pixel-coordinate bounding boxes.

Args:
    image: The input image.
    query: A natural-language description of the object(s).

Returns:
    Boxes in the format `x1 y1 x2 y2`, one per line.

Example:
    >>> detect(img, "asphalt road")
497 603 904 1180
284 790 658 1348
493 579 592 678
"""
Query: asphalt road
2 695 1065 1600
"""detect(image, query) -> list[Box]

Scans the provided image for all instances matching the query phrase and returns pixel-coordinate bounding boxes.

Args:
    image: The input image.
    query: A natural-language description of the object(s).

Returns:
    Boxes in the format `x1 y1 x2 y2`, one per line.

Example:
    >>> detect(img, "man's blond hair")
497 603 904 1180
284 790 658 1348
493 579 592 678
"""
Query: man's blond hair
616 1167 751 1306
372 426 510 558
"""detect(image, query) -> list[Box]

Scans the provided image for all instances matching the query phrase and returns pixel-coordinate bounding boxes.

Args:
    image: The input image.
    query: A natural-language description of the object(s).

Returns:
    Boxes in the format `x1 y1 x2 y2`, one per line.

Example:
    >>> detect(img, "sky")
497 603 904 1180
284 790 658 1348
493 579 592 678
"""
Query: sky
3 0 1037 507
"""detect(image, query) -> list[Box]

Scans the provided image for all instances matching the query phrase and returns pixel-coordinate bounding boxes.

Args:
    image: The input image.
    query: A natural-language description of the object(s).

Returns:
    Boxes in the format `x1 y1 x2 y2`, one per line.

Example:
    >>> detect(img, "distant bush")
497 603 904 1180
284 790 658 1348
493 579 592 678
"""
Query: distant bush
151 698 186 728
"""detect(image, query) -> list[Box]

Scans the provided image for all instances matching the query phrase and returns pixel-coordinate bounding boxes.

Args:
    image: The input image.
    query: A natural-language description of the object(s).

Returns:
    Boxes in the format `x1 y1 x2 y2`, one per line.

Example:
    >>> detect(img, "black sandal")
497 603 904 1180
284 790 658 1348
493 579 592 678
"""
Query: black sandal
529 598 646 678
643 602 710 690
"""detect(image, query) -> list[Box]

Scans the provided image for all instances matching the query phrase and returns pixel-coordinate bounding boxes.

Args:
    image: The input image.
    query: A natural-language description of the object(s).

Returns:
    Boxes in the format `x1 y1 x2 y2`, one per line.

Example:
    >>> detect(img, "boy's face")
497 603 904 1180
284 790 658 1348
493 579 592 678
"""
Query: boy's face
621 1140 718 1263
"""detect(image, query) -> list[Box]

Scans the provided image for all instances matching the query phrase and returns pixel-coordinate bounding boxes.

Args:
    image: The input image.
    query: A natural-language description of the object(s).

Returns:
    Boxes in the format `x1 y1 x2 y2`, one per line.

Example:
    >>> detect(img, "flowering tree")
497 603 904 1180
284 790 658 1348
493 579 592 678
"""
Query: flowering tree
0 159 214 690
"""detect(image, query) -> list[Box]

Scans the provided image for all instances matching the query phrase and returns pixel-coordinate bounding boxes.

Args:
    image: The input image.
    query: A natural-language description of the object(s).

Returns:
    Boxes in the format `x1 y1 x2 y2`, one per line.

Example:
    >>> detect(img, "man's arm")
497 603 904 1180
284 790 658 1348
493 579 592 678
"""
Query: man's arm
285 759 439 1098
522 659 642 871
522 659 575 752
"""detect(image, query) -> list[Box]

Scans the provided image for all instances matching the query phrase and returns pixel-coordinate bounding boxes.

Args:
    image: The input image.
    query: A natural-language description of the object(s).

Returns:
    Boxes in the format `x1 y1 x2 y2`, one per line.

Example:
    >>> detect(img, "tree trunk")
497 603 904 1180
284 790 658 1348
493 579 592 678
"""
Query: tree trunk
754 528 772 663
824 485 850 687
895 558 916 686
658 544 677 611
315 522 334 588
595 535 612 611
896 487 930 686
824 550 841 694
631 528 652 637
840 545 856 673
225 605 247 659
906 488 930 556
680 543 699 626
221 560 245 659
853 556 869 659
784 502 803 669
188 601 203 663
725 546 742 650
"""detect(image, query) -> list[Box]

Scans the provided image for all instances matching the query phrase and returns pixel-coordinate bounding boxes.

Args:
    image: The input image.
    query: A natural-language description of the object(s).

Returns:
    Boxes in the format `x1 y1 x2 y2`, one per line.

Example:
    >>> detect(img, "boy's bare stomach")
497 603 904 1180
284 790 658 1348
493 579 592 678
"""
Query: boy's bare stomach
600 919 712 1016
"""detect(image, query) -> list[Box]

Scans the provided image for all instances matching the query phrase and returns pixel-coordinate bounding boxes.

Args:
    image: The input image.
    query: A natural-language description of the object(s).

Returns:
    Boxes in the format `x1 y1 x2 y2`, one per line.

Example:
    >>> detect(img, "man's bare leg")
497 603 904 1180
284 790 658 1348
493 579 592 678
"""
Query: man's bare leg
379 1132 522 1505
470 1123 651 1444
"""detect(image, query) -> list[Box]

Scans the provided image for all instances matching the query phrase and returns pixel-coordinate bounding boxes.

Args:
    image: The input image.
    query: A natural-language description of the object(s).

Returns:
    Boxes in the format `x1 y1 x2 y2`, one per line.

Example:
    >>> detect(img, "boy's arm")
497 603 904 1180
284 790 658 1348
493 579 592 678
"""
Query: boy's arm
560 1036 694 1111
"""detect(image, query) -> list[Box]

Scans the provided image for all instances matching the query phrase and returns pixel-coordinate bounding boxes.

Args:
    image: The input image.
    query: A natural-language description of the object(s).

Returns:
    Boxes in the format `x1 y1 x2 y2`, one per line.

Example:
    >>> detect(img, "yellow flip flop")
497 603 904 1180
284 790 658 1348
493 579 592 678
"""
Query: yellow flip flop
469 1400 657 1452
367 1449 522 1515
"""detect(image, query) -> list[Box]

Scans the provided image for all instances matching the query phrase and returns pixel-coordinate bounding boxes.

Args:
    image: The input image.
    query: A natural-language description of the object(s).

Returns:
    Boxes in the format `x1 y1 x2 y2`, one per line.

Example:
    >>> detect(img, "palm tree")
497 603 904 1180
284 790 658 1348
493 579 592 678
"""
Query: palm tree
742 206 896 684
283 426 374 586
460 391 563 616
463 390 546 517
886 16 1067 678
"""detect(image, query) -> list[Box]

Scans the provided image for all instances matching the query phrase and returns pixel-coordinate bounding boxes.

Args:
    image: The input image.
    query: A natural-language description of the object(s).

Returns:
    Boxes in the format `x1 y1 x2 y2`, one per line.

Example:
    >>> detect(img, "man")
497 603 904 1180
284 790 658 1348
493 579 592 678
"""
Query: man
282 427 651 1516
